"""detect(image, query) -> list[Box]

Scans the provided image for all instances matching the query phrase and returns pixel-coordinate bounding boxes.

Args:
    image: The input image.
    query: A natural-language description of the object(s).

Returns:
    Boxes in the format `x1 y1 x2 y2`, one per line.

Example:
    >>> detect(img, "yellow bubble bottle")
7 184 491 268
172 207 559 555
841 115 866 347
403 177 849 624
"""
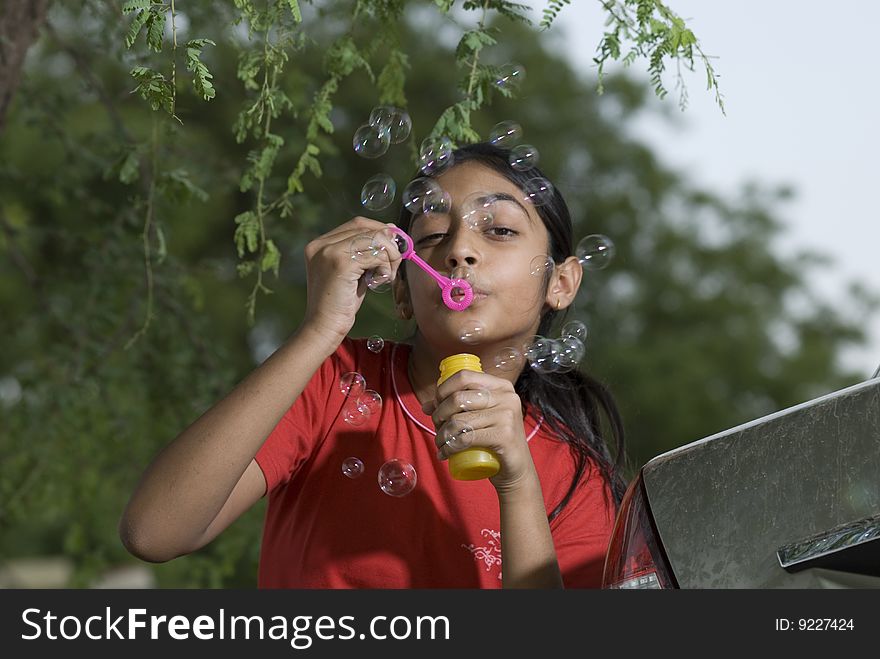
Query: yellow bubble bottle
437 353 500 480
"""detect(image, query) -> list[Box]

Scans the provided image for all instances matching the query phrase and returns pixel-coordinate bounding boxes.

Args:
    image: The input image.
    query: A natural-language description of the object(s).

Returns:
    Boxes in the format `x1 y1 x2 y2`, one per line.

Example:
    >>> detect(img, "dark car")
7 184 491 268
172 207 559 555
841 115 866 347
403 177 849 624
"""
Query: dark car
603 374 880 588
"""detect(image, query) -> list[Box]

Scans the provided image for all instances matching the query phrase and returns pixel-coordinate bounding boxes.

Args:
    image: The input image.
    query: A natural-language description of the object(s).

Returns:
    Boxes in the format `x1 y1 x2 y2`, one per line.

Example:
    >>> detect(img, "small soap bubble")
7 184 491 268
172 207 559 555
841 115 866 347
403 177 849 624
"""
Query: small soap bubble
458 388 491 411
342 400 368 426
419 136 454 175
494 63 525 90
493 346 522 372
438 420 475 451
367 335 385 353
459 321 485 344
422 189 452 216
403 177 443 214
356 389 382 416
388 110 412 144
369 106 412 144
369 105 395 128
339 372 366 398
378 459 417 497
561 320 588 342
524 336 560 374
522 177 554 206
509 144 539 171
529 254 554 276
554 336 585 371
488 120 522 147
576 234 616 271
364 269 392 292
342 457 365 479
450 264 477 287
460 192 496 231
353 123 390 159
360 174 396 211
350 234 383 263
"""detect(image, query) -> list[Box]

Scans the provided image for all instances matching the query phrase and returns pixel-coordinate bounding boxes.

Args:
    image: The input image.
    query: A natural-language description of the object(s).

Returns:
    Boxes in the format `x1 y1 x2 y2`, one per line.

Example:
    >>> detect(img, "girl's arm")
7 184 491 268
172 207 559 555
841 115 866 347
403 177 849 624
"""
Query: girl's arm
428 369 564 588
496 472 564 588
120 217 404 563
119 324 339 562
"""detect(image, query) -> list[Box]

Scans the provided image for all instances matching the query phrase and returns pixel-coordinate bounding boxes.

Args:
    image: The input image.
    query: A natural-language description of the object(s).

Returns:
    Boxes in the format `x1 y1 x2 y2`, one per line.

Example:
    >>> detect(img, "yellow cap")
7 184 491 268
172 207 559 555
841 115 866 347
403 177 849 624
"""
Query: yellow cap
436 353 500 480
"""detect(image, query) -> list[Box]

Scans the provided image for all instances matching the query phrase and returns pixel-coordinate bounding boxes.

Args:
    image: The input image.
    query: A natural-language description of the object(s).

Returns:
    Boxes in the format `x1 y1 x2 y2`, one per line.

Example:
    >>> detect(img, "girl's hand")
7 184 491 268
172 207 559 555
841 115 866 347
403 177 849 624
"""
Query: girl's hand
301 217 402 343
422 369 538 495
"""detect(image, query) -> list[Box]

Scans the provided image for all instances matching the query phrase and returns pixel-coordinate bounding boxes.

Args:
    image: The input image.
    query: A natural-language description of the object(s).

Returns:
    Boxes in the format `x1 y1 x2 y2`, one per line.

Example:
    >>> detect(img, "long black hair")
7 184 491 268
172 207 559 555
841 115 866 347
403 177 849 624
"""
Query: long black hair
397 142 628 518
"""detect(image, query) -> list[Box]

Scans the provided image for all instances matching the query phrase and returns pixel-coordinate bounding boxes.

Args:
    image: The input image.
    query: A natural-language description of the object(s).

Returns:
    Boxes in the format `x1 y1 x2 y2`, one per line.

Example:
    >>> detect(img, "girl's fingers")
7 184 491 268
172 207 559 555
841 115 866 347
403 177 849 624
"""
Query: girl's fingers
430 388 493 428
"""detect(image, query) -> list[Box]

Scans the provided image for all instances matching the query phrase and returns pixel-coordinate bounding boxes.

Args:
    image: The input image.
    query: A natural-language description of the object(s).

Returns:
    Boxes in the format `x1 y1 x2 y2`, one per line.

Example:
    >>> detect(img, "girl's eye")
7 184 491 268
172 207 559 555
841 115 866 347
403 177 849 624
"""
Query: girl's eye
416 233 447 245
487 227 518 238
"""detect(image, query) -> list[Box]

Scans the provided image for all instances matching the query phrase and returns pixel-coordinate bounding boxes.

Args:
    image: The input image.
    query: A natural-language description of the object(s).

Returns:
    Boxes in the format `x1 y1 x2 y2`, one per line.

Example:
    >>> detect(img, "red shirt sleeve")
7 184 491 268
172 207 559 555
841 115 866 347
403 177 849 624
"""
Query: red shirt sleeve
548 460 618 588
254 338 353 493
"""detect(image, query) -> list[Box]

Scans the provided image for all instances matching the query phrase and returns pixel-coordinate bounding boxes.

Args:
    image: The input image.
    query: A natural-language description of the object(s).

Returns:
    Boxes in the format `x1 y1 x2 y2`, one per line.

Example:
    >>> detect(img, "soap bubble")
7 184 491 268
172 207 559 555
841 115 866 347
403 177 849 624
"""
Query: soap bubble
403 177 443 214
561 320 588 342
554 336 585 371
494 63 525 90
509 144 539 171
422 189 452 216
488 120 522 147
342 457 365 479
339 372 366 398
522 177 554 206
460 192 496 231
350 234 382 263
493 346 523 372
576 234 616 271
450 264 477 288
342 389 382 426
529 254 554 276
378 459 417 497
387 111 412 144
438 420 475 451
459 321 485 344
357 390 382 416
360 174 396 211
419 136 454 175
369 105 395 128
369 106 412 144
367 335 385 353
353 123 390 159
457 388 491 411
364 269 392 292
524 336 560 374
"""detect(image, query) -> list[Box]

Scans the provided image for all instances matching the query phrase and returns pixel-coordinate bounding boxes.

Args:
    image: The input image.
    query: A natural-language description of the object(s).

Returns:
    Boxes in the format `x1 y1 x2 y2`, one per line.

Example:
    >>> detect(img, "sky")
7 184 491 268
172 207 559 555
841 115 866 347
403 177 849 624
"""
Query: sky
537 0 880 378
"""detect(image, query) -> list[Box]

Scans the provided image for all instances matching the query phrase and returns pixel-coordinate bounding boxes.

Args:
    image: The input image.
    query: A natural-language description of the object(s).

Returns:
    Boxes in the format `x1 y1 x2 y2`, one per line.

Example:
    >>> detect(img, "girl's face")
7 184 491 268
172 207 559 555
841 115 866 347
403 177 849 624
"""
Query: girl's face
400 161 553 352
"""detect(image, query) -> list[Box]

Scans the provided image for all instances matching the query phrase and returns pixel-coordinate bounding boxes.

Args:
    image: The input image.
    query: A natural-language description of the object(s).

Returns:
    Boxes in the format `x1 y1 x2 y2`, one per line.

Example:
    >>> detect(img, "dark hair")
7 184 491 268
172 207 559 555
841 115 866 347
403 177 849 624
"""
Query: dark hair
397 142 628 519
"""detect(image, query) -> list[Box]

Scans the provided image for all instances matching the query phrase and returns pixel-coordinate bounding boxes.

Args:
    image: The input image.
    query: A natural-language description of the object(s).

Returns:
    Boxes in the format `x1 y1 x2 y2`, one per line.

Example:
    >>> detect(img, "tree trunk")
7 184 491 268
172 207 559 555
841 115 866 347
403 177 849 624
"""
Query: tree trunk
0 0 50 134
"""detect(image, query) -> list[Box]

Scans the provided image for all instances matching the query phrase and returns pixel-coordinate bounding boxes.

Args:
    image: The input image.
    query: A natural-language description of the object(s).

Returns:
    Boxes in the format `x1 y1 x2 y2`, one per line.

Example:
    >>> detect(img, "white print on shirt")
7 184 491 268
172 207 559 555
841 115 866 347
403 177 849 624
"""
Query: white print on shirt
462 528 502 580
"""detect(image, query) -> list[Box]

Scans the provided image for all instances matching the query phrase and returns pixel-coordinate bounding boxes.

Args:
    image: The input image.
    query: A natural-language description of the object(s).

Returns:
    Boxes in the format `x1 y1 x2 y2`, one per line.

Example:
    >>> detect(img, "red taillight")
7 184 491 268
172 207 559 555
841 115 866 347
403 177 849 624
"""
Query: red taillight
602 471 677 589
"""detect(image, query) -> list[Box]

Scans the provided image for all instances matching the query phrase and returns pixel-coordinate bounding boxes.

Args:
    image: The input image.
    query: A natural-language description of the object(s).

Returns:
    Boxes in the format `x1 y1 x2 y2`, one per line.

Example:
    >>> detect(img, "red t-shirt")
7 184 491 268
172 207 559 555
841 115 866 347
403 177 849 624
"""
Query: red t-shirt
254 337 616 588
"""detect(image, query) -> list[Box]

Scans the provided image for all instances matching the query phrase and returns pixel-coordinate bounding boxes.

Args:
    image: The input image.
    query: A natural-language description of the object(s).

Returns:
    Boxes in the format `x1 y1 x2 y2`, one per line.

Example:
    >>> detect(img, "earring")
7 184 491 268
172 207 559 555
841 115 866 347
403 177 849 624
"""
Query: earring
555 299 561 311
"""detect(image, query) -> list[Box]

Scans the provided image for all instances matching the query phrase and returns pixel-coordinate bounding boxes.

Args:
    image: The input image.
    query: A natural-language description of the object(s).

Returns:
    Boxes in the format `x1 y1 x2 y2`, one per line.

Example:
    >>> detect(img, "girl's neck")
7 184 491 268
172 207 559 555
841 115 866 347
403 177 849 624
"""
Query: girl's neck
407 332 525 405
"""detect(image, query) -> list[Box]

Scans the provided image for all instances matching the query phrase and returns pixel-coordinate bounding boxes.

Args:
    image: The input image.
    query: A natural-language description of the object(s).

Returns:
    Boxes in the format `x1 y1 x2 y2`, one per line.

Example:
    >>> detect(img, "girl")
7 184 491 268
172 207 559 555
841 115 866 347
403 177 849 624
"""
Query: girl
119 141 627 588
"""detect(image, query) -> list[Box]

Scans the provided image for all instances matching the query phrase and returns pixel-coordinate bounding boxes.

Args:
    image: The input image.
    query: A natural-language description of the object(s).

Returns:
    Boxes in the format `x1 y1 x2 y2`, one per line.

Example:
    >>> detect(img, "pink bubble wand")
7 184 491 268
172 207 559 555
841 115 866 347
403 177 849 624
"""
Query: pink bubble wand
388 227 473 311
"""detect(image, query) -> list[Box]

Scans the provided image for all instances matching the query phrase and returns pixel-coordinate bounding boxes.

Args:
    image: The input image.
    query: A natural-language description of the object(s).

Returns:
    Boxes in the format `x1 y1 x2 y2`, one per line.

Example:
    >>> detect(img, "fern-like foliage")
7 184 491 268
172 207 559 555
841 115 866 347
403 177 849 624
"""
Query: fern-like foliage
540 0 571 30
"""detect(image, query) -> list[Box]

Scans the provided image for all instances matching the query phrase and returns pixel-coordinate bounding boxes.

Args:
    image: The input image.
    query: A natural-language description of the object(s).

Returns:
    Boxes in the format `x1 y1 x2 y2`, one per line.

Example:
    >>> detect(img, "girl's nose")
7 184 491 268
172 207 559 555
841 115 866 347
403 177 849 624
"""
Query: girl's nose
444 231 480 271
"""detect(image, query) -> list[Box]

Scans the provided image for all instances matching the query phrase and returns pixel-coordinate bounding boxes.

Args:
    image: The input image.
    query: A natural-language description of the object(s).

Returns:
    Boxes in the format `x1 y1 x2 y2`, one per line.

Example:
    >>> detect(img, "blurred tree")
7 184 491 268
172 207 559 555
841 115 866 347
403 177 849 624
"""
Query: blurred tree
0 1 874 586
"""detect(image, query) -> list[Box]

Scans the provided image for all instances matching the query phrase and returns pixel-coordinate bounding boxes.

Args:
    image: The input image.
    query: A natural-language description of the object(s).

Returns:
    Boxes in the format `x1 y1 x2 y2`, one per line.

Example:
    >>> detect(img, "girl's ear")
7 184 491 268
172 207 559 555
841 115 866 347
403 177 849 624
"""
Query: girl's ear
546 256 583 311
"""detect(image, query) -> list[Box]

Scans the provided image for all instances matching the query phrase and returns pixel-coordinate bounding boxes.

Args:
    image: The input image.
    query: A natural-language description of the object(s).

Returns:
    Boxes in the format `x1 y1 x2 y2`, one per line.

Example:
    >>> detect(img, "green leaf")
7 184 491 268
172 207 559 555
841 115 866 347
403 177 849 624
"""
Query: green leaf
186 39 217 101
146 11 166 53
124 9 150 49
118 147 141 184
122 0 151 14
286 0 302 23
233 211 259 258
261 239 281 277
